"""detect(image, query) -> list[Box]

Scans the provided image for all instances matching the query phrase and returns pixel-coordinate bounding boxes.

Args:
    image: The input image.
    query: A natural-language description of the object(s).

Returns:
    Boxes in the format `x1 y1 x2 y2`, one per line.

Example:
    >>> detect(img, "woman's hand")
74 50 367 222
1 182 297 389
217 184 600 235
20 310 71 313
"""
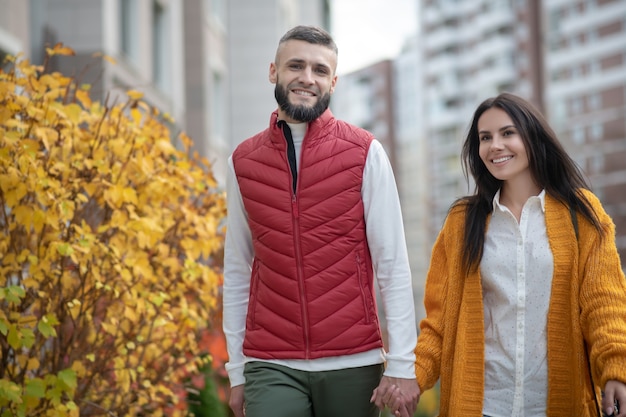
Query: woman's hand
603 380 626 416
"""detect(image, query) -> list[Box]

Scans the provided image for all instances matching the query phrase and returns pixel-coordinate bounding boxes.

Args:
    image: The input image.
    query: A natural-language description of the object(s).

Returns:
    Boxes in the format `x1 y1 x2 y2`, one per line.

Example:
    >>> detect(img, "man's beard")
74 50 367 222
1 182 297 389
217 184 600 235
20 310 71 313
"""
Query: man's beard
274 83 331 123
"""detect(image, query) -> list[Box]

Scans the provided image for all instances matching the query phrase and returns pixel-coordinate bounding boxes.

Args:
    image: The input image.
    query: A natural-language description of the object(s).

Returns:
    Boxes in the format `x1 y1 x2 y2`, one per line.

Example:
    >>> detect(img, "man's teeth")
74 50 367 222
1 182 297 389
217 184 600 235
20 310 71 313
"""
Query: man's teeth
294 90 313 96
493 156 512 163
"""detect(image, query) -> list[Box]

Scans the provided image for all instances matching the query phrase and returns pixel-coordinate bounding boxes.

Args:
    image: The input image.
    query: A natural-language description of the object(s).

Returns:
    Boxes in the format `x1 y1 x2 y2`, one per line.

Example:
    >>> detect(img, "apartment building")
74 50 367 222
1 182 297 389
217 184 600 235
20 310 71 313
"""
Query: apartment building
27 0 186 126
419 0 544 240
393 36 429 321
0 1 30 65
331 56 425 326
331 60 396 165
1 0 329 184
321 0 626 314
544 0 626 262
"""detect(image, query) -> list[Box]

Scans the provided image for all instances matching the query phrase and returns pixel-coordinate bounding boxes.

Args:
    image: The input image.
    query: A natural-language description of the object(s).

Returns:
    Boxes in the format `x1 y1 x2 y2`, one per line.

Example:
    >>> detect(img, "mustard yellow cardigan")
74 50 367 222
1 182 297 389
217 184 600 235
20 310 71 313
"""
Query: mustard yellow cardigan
415 190 626 416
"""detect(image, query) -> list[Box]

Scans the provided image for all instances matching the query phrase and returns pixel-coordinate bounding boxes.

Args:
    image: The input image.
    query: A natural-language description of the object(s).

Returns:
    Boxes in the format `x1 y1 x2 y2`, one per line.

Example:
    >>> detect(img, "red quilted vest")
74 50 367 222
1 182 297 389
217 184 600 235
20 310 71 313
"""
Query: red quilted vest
232 109 384 360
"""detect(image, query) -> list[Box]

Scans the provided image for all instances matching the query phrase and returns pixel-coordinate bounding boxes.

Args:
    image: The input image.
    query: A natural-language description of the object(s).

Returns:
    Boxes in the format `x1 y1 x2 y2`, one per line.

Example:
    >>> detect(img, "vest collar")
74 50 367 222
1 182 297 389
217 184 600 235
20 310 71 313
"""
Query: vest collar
270 108 334 145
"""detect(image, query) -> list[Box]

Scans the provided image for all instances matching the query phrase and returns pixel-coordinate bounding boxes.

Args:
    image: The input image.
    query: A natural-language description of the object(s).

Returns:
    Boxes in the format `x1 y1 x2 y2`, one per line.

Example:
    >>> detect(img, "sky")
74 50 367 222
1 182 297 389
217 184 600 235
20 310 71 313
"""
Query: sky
330 0 418 75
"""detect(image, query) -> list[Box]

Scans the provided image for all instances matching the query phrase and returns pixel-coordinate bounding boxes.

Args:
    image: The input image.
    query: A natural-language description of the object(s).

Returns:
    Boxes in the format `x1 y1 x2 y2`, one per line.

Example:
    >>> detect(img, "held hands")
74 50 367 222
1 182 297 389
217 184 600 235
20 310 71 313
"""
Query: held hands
603 380 626 417
370 376 420 417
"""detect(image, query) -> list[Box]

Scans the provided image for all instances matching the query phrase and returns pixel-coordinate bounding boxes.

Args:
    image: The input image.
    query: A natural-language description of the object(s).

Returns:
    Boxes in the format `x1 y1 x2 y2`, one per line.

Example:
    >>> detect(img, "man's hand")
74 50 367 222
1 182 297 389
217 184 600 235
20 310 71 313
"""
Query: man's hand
228 384 245 417
603 380 626 417
370 376 420 417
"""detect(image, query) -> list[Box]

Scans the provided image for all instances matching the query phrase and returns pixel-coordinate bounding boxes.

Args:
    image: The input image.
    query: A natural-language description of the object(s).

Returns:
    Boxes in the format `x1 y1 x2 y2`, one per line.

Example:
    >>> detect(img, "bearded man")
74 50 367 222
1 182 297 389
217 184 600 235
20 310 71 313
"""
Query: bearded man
222 25 419 417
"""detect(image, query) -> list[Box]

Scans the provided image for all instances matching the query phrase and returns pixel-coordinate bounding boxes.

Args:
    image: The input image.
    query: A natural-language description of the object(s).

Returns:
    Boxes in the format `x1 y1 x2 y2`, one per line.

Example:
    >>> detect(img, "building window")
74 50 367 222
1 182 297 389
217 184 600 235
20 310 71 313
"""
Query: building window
590 154 604 173
589 93 601 110
572 126 585 144
152 0 169 92
572 97 583 114
120 0 138 64
211 71 224 139
211 0 226 25
591 122 603 141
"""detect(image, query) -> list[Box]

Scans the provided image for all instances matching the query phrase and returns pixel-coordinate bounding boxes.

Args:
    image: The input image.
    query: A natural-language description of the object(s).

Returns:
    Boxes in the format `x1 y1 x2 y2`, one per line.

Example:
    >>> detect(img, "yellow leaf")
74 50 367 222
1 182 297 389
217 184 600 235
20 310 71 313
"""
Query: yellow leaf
64 103 83 124
122 187 138 205
34 127 58 151
17 353 28 369
46 43 75 56
93 52 117 65
5 182 28 207
127 90 144 100
28 77 42 95
156 139 175 155
13 205 34 228
181 238 201 260
178 132 193 151
27 357 40 371
104 184 124 209
39 74 61 90
131 108 142 125
132 256 153 278
59 200 76 221
124 307 137 323
0 174 17 193
20 139 40 156
45 208 60 228
101 322 117 336
83 183 99 197
75 89 92 108
71 360 87 377
32 209 46 234
162 112 175 123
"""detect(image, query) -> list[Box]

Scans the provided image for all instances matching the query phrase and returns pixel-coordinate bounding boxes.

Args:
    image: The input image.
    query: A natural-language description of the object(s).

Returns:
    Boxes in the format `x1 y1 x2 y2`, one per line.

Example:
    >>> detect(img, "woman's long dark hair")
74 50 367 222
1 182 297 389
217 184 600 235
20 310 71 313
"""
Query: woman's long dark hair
458 92 603 273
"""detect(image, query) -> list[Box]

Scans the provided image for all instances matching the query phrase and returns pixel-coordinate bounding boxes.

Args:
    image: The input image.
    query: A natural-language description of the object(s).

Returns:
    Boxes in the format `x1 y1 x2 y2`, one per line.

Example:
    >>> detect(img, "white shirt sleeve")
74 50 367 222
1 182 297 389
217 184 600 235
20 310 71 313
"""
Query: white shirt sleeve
363 140 417 379
222 155 253 387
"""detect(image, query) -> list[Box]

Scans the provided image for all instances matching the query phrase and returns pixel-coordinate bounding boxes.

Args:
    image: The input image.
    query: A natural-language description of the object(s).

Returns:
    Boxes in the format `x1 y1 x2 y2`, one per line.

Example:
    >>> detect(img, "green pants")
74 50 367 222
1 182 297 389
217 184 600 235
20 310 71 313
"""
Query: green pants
243 361 384 417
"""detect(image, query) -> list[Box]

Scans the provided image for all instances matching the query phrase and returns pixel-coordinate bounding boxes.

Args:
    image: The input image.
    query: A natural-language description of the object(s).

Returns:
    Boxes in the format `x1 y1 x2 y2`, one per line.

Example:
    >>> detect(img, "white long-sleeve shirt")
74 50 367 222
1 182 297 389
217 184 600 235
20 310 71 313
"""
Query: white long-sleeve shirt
482 190 552 417
223 121 417 387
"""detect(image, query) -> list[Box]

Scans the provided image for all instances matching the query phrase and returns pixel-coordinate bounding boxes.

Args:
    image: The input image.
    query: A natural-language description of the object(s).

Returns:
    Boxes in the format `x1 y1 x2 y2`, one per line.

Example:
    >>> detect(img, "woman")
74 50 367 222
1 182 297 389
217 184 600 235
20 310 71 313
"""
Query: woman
414 93 626 416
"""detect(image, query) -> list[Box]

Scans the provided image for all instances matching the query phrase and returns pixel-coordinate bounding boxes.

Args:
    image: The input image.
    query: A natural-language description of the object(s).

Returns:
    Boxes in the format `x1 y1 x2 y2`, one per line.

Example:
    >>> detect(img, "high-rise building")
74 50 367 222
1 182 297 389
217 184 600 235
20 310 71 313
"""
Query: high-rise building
419 0 626 267
420 0 535 236
330 60 396 165
334 0 626 300
544 0 626 262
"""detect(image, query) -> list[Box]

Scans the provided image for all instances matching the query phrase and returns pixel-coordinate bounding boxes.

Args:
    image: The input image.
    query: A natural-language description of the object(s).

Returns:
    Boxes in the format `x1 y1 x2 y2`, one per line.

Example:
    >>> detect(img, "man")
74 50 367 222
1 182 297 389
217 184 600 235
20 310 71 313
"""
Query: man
223 25 419 417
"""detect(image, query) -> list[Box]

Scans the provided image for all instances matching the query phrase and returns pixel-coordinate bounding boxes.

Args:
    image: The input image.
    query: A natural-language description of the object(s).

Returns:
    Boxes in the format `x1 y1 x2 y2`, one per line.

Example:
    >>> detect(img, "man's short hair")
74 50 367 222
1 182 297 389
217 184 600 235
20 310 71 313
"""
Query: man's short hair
278 25 338 55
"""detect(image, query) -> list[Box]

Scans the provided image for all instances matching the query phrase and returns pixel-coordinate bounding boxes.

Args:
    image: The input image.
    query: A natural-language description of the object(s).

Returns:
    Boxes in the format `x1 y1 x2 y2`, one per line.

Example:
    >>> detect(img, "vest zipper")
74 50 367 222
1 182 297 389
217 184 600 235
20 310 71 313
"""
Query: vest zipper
292 192 309 357
281 120 309 356
280 121 311 359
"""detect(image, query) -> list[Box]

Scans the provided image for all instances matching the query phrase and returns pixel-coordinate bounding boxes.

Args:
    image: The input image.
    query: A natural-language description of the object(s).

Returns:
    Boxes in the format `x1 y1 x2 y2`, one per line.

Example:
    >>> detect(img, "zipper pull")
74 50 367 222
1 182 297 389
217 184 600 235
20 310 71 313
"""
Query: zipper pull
292 194 299 217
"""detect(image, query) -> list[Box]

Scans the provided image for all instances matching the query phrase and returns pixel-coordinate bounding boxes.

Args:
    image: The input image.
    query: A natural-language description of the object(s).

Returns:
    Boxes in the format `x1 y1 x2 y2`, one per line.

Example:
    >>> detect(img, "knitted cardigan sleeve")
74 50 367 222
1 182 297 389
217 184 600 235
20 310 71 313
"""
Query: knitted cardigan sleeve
414 204 465 391
576 190 626 388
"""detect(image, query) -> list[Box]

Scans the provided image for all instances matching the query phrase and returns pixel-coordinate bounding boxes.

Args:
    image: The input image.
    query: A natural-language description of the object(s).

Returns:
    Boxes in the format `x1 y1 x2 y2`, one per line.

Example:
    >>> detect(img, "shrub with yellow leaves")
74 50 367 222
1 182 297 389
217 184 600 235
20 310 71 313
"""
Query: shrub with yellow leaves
0 44 226 416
